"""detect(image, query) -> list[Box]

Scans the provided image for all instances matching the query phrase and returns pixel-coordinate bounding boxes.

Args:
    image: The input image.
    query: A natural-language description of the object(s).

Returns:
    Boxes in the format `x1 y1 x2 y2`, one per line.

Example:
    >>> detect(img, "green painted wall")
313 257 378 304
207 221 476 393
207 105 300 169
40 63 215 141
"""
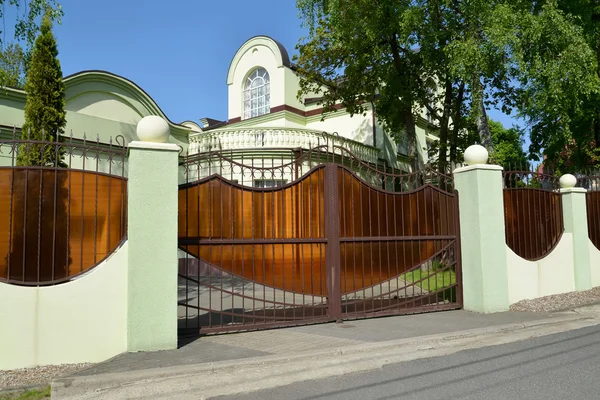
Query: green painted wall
127 142 179 352
0 71 191 151
562 188 593 291
454 165 510 313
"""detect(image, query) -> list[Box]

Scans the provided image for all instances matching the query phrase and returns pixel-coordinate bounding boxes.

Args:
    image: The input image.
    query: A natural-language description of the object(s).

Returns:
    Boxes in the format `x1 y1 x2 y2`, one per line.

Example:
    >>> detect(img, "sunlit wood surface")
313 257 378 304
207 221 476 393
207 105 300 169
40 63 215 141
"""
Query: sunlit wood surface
0 168 127 283
503 189 564 261
179 168 459 295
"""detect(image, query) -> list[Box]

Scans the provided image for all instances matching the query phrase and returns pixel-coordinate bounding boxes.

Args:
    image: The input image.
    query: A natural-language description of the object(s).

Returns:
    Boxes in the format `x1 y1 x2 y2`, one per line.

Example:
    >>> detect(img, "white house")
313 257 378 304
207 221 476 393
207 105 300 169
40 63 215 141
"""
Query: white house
188 36 439 184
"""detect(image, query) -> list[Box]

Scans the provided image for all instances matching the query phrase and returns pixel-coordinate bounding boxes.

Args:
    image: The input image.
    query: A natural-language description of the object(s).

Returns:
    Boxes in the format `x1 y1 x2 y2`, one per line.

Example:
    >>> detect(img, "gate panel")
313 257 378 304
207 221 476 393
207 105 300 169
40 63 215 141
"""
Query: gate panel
178 146 463 334
335 163 462 318
178 160 330 333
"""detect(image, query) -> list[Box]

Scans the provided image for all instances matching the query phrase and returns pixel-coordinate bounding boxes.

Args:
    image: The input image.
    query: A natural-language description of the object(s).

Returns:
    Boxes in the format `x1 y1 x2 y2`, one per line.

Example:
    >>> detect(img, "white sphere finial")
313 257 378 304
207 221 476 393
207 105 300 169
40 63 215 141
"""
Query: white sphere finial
464 145 489 166
136 116 170 143
559 174 577 189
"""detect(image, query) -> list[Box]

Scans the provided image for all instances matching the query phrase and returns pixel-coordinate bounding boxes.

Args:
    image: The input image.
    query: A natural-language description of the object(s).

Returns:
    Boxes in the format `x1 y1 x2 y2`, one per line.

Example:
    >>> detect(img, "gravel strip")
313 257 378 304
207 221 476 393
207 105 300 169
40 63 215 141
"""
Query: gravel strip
510 287 600 313
0 363 92 391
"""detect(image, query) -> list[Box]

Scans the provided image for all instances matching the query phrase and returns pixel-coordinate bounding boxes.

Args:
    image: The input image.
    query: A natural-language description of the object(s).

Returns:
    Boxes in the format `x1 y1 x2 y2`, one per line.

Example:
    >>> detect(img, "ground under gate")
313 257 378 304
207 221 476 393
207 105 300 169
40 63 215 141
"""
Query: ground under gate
177 146 462 334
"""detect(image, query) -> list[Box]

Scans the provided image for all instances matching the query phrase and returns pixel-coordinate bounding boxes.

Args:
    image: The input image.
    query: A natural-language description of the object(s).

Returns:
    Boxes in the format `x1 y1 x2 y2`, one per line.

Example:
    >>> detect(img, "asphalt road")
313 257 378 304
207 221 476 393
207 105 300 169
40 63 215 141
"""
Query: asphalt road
217 324 600 400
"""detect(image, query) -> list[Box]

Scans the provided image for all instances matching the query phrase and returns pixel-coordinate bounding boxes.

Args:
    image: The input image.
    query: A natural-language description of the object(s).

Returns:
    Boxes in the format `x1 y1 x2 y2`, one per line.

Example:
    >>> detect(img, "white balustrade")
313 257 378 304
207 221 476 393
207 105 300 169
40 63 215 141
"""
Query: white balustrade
189 128 380 164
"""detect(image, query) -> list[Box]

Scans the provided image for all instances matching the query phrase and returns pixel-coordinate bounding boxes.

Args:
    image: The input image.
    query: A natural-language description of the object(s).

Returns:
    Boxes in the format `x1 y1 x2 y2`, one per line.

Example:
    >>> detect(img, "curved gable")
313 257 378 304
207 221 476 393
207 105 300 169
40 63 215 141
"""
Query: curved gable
64 71 181 128
226 36 291 85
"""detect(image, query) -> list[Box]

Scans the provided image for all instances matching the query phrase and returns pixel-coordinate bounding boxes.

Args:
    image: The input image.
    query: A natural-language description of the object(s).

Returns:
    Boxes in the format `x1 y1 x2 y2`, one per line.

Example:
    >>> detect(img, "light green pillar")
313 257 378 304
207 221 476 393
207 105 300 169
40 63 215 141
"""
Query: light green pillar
127 137 179 352
454 164 510 313
561 186 592 291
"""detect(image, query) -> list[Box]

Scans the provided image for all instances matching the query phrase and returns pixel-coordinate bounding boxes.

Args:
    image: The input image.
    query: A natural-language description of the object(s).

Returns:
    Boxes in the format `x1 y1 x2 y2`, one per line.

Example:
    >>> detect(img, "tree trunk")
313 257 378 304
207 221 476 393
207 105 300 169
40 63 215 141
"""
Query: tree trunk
450 81 465 164
403 107 421 172
474 80 493 153
438 79 453 173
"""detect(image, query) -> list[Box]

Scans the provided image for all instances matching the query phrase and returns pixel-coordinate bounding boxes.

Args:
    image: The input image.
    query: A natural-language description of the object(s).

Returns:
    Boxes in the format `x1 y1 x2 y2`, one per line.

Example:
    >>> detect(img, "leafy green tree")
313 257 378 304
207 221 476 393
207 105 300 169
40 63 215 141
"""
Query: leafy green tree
526 0 600 173
488 120 528 168
17 11 66 167
0 43 25 87
427 118 527 170
295 0 597 174
0 0 63 86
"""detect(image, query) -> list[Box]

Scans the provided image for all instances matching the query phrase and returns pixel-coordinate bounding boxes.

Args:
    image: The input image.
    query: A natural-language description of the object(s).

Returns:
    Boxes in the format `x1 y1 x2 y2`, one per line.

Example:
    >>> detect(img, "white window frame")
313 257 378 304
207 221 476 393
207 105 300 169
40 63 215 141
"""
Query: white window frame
253 179 286 188
243 68 270 120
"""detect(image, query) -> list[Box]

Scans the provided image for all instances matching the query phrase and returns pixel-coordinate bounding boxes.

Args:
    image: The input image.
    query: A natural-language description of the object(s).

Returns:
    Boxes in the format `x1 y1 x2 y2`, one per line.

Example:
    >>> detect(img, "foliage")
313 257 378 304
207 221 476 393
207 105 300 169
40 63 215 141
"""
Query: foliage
17 11 66 167
0 0 63 85
525 0 600 173
427 118 527 169
294 0 597 174
0 42 25 87
487 120 528 168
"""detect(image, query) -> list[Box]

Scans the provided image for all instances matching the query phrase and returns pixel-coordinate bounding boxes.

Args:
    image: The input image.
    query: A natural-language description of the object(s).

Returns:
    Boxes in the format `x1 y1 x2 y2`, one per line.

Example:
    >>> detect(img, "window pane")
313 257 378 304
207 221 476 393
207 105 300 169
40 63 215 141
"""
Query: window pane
243 68 271 120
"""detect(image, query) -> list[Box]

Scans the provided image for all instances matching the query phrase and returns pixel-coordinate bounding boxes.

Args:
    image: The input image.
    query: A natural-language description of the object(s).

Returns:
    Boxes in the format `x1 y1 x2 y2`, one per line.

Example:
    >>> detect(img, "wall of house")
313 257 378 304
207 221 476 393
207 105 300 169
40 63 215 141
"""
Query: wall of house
506 235 576 304
590 240 600 287
0 242 128 370
0 72 191 152
227 38 287 121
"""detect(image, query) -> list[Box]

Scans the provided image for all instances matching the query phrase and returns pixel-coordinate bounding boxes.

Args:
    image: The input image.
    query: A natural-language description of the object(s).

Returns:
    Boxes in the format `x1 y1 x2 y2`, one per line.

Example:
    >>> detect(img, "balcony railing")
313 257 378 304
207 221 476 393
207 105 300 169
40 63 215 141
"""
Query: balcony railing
188 127 380 164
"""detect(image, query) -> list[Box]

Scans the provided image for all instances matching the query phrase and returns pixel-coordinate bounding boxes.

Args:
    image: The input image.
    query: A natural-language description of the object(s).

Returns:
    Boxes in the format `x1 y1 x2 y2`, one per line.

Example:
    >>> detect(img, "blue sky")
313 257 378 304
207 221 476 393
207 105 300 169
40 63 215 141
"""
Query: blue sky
6 0 520 131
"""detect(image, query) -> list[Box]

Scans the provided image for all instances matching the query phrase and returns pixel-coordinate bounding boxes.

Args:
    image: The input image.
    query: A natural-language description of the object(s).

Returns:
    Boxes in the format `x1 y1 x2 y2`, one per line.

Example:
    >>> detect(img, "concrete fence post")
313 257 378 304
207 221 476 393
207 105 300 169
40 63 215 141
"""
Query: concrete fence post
453 145 510 313
127 116 179 352
559 174 592 292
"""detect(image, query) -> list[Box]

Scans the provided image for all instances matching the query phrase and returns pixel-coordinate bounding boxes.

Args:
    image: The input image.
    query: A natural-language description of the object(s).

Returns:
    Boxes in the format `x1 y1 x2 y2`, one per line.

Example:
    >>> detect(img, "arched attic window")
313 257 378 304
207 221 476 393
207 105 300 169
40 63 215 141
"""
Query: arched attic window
243 67 270 119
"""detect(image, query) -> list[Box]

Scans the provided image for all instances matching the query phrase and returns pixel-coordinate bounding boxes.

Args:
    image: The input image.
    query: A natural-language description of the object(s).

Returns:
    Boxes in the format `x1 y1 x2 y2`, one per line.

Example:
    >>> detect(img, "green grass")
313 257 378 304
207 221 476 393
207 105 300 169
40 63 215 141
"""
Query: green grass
400 269 456 292
400 269 458 303
0 386 50 400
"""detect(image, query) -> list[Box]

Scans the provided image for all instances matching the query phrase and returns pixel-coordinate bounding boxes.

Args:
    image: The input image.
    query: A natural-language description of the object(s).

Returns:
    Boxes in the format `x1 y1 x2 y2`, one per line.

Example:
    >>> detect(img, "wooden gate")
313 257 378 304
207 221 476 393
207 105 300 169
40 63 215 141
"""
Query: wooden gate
178 146 462 334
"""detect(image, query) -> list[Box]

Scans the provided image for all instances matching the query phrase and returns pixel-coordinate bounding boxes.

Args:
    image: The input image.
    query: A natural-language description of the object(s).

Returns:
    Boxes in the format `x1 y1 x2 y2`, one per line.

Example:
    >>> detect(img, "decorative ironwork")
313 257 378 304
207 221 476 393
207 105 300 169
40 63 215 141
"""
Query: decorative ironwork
178 144 461 334
0 128 127 286
503 165 564 261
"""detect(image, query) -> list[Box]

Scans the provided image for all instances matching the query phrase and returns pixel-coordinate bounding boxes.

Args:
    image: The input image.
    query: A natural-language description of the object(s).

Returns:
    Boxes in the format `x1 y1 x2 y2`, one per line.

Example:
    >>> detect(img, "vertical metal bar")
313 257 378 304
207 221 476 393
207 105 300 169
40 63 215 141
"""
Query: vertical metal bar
51 132 59 280
80 136 86 273
324 164 342 320
94 137 99 265
107 138 113 256
6 128 17 281
37 132 45 283
67 134 73 279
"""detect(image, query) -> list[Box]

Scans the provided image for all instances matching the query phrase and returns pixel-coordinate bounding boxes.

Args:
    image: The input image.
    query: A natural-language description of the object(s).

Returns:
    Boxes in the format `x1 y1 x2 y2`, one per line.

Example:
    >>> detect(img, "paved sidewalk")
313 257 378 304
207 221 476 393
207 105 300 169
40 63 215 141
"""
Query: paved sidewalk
74 309 569 377
53 307 600 399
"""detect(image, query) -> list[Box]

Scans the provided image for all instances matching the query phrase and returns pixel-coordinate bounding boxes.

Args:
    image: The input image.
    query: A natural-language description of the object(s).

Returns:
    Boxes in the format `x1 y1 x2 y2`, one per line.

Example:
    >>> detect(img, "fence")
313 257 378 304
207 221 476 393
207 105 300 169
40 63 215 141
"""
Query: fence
578 174 600 251
502 166 564 261
178 144 461 333
0 129 127 285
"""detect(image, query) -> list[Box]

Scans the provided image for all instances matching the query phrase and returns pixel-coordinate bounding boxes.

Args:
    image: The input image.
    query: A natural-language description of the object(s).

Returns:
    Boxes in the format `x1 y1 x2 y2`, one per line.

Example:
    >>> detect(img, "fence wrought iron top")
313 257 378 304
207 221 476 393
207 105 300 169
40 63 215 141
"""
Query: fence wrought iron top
576 172 600 191
0 127 127 174
502 163 561 191
180 143 454 194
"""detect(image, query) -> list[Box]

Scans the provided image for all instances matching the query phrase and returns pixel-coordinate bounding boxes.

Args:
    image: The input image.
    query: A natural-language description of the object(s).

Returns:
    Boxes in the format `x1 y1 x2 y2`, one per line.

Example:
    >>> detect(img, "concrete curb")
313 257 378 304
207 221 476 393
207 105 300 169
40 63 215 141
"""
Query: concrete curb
52 312 600 399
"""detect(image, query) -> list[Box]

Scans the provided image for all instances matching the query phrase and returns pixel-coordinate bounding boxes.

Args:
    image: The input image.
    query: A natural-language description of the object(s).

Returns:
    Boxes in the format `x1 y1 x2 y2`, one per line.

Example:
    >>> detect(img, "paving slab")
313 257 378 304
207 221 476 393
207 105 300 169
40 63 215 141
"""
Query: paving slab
73 309 562 377
52 310 600 400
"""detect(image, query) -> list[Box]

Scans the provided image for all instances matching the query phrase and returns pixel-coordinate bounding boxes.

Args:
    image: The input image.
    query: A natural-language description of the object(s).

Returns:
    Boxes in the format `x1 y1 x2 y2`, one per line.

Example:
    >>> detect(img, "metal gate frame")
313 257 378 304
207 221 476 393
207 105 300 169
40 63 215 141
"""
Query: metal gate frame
178 145 462 334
